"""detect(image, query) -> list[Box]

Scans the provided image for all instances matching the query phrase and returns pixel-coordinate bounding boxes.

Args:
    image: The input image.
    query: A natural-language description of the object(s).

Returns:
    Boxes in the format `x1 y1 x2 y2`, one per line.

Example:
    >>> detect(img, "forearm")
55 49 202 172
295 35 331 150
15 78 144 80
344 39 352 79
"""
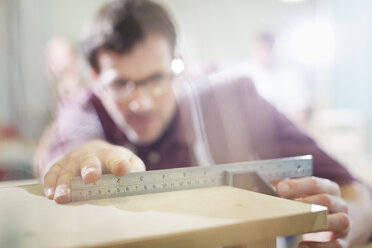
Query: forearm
33 125 72 180
33 124 58 178
341 182 372 247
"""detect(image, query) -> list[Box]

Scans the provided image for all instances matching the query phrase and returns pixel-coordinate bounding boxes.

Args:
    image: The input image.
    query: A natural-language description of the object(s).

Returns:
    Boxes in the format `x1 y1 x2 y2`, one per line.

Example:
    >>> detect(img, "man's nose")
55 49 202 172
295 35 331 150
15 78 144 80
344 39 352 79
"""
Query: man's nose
128 88 154 113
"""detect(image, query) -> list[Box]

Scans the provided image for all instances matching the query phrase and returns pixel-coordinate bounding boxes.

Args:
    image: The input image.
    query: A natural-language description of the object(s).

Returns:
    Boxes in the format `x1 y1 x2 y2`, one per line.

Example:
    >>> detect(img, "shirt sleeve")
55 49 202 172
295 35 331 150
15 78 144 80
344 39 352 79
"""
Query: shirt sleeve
273 108 356 185
242 79 356 185
33 92 105 180
231 76 355 186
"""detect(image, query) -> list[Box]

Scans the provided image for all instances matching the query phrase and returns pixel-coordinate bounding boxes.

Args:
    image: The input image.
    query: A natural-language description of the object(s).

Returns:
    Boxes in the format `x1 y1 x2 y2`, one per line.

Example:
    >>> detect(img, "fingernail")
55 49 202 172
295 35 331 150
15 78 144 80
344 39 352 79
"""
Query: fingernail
44 188 54 197
54 184 70 198
82 166 97 177
278 183 289 194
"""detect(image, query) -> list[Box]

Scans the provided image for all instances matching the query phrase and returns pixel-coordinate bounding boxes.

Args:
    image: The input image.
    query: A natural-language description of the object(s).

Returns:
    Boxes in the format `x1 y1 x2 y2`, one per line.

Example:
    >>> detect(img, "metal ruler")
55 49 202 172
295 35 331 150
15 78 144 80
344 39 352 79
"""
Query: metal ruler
71 155 312 202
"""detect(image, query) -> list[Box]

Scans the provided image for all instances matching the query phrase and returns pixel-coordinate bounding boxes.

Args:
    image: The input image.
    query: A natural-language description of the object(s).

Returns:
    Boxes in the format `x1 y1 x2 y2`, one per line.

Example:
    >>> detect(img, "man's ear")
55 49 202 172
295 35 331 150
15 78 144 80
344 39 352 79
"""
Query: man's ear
174 49 184 63
172 48 185 76
171 58 184 75
172 46 185 75
91 68 98 79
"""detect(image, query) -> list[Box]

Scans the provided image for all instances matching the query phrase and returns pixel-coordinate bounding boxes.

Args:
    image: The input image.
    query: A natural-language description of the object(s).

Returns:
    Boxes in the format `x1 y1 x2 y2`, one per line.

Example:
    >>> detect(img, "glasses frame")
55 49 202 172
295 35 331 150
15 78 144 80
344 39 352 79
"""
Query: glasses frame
103 71 176 102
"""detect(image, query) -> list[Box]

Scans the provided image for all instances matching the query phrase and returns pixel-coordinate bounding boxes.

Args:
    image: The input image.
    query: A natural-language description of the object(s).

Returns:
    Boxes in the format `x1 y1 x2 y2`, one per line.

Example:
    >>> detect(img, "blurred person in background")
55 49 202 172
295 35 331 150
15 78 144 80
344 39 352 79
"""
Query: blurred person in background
233 32 311 126
34 38 88 172
44 37 87 102
33 0 372 247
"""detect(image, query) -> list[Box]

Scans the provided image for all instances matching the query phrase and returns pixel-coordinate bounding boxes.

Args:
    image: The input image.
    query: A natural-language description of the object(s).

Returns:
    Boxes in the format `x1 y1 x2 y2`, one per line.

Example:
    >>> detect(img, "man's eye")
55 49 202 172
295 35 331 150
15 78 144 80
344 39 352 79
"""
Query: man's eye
147 74 165 85
112 79 127 89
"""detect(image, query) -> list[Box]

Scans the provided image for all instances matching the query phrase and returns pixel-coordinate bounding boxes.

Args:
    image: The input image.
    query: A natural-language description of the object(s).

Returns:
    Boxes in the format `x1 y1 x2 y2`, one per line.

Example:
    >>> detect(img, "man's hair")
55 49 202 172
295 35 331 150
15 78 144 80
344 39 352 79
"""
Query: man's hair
81 0 177 72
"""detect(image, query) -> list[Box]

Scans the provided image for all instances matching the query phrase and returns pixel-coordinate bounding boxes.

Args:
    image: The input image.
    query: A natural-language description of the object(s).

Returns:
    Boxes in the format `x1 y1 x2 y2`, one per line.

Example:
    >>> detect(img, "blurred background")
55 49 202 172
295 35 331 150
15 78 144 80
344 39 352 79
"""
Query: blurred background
0 0 371 186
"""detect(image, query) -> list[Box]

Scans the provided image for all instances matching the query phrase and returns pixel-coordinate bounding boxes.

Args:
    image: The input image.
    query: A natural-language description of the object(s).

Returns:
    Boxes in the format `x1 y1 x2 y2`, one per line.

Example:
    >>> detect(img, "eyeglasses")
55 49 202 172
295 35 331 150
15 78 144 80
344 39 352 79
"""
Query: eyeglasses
103 72 175 102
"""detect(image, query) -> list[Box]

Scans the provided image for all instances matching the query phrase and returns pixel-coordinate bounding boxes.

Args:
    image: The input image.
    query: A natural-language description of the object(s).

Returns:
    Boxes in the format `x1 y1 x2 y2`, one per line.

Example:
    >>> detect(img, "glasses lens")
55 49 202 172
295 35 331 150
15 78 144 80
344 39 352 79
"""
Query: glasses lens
146 73 173 97
106 72 174 101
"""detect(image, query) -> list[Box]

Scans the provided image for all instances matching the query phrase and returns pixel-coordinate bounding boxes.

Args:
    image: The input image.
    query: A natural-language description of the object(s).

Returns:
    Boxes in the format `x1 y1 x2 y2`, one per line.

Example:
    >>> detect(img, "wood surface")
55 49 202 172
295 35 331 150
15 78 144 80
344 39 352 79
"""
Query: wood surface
357 243 372 248
0 184 327 248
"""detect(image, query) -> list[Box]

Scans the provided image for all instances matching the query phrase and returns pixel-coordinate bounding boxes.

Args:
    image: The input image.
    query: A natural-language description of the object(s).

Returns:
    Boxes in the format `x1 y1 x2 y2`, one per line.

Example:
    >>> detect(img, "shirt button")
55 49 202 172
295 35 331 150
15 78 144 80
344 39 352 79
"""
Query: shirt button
148 151 161 164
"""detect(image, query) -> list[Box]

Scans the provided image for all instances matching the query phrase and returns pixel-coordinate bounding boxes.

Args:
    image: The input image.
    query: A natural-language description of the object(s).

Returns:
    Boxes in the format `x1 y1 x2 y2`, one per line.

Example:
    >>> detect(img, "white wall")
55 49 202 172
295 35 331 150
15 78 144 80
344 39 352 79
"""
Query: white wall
330 0 372 149
1 0 372 145
0 0 10 122
0 0 107 140
159 0 316 65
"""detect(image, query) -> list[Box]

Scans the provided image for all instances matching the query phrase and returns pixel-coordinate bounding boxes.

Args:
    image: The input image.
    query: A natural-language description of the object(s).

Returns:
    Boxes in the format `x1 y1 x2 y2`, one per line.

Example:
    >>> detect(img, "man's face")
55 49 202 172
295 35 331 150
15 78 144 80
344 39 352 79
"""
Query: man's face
97 35 178 145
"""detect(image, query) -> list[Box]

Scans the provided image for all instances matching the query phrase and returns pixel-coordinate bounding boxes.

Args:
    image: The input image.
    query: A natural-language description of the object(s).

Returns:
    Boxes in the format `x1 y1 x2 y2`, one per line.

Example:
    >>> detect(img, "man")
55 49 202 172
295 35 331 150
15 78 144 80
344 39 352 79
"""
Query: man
34 0 372 247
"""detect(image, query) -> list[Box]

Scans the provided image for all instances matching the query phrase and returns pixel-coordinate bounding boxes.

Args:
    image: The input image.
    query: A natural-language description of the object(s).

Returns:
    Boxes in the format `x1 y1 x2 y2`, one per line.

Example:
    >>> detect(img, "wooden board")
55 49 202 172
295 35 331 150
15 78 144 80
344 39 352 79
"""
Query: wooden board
0 184 327 248
357 243 372 248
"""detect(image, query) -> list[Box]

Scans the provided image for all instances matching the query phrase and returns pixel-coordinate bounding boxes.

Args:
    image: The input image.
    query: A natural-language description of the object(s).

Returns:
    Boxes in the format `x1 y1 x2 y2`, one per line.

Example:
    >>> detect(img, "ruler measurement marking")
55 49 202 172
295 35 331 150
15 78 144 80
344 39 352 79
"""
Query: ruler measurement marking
71 155 312 202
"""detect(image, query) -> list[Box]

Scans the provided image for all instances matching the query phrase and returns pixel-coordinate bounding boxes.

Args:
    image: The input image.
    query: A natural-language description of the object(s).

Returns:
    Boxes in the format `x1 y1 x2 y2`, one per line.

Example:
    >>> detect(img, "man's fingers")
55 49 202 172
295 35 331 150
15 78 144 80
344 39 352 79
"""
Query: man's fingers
54 169 74 204
101 147 134 176
130 155 146 172
79 153 102 183
43 162 62 199
325 213 350 234
302 213 350 246
298 194 348 214
276 177 341 199
299 238 348 248
42 140 146 204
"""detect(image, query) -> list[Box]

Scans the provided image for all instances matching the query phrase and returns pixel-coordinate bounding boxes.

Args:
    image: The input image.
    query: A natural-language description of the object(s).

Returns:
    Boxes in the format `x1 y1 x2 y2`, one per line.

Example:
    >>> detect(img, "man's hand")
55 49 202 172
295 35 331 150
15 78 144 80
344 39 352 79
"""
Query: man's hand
276 177 351 248
43 140 145 204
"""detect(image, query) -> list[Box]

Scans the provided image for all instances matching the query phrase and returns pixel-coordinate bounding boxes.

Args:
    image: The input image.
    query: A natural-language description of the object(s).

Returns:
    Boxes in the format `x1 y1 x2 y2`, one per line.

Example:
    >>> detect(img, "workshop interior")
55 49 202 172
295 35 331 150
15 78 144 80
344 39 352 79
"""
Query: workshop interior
0 0 372 247
1 0 371 187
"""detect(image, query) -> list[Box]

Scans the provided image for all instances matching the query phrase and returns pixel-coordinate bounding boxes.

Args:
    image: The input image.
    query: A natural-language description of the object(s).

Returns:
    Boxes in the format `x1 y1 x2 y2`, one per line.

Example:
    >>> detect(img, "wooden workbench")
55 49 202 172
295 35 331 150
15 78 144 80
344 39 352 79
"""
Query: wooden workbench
0 184 327 248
